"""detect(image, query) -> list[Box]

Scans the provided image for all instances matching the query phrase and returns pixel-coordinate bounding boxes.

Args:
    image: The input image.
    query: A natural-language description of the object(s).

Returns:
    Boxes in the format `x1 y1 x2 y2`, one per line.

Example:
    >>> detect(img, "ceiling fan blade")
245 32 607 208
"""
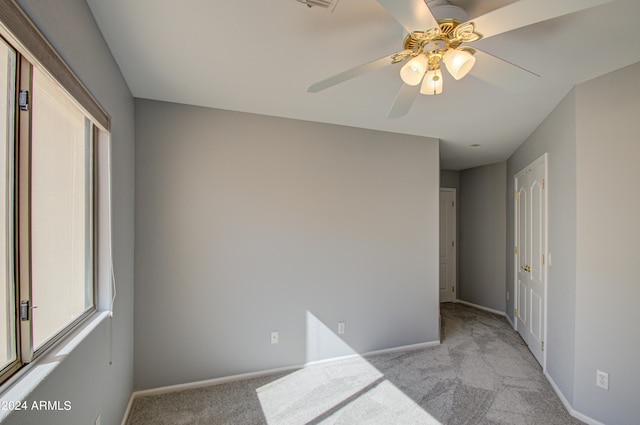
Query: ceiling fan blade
469 49 539 94
470 0 614 39
376 0 439 33
308 53 399 93
388 84 420 119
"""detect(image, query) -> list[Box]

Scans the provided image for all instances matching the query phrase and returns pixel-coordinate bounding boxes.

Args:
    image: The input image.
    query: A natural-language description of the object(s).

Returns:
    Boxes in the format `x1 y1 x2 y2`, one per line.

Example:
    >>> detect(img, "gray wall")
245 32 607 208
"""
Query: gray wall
440 169 460 189
3 1 135 425
507 92 577 402
134 99 441 390
572 62 640 425
458 162 507 312
507 61 640 424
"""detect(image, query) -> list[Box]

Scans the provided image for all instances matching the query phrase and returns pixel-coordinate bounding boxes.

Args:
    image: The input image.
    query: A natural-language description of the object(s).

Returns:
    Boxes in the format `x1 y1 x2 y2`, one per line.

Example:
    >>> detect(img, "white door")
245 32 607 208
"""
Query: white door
439 189 456 303
515 155 547 366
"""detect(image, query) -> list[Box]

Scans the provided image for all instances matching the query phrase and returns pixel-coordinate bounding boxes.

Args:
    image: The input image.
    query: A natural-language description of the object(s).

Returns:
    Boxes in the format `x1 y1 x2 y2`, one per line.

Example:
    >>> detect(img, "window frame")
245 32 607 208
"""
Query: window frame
0 38 18 384
0 0 110 386
0 1 109 130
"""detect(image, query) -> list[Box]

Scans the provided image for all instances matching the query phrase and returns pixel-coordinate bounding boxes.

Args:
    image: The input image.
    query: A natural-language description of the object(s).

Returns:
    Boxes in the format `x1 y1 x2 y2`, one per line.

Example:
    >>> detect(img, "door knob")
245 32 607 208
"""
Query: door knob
523 265 531 272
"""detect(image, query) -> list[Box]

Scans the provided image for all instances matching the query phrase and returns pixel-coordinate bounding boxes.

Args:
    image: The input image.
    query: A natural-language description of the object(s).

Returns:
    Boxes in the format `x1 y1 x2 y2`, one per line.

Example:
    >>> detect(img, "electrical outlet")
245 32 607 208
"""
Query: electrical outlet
270 331 279 344
596 370 609 390
338 321 345 335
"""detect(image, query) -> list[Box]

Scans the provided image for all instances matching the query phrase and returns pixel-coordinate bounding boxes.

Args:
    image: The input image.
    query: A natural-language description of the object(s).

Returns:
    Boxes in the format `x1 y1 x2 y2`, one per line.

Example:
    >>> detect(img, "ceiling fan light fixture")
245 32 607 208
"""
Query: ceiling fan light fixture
420 68 443 95
443 48 476 80
400 54 428 86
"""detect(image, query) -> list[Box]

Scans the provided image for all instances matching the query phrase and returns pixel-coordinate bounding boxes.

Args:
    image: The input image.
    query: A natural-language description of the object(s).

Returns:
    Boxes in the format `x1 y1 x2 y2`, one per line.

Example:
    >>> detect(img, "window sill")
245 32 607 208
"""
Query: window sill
0 310 110 422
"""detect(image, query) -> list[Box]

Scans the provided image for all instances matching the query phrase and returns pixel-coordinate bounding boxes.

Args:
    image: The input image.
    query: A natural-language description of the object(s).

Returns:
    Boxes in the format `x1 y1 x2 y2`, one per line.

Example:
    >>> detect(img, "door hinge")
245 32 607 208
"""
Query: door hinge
542 179 545 189
18 90 29 111
514 191 519 200
541 341 545 351
452 286 455 293
20 300 30 321
452 240 455 248
452 201 455 207
542 255 545 265
514 308 518 317
515 246 519 255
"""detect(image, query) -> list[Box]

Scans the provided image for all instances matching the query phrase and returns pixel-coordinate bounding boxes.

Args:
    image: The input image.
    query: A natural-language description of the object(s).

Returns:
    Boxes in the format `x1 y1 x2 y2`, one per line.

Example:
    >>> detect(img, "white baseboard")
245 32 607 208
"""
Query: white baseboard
363 340 440 357
571 409 608 425
296 341 441 372
504 312 515 329
454 299 517 329
544 371 607 425
119 394 135 425
544 371 572 416
454 299 506 317
132 364 302 398
125 339 440 404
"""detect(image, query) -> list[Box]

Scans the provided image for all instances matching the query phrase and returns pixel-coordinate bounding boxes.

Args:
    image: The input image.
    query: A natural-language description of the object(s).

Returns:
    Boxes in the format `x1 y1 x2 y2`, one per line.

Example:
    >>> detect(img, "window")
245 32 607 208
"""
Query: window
0 36 16 378
0 1 109 385
29 67 95 352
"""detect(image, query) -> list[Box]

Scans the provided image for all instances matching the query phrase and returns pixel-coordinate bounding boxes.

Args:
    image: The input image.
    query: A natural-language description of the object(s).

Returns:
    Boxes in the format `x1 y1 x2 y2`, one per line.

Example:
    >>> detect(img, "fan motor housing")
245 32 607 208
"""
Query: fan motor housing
429 3 469 23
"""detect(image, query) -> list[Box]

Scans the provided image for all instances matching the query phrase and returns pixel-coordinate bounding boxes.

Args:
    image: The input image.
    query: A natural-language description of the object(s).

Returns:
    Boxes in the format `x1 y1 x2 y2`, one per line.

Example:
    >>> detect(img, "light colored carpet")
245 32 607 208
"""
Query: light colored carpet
126 303 582 424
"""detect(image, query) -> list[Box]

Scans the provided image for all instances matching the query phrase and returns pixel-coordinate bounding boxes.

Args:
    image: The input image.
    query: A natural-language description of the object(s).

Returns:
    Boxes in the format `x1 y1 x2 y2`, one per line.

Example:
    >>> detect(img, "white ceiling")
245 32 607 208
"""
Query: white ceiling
87 0 640 170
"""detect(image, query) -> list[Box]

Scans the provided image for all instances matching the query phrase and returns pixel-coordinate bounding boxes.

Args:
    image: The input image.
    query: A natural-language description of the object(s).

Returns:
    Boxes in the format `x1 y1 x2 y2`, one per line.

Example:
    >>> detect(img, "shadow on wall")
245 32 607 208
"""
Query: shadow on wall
255 311 441 424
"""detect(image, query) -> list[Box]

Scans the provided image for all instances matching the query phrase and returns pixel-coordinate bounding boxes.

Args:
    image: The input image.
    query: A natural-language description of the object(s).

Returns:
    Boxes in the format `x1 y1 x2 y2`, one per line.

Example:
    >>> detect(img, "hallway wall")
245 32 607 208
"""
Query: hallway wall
458 162 507 312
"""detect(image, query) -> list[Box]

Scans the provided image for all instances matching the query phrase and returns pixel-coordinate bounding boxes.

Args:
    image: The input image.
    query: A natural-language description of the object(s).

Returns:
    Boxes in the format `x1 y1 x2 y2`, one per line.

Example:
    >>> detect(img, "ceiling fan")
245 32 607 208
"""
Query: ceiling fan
308 0 613 118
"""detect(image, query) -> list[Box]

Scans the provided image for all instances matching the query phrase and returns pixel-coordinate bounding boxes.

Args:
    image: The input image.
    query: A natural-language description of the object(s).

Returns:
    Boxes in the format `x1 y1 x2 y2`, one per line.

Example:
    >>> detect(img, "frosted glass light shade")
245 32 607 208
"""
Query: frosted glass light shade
400 55 428 86
443 49 476 80
420 68 443 95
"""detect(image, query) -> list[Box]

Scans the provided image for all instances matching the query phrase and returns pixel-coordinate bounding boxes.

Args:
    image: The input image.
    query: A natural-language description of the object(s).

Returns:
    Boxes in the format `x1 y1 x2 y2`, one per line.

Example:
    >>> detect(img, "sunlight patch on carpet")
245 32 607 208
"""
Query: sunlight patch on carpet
256 311 441 424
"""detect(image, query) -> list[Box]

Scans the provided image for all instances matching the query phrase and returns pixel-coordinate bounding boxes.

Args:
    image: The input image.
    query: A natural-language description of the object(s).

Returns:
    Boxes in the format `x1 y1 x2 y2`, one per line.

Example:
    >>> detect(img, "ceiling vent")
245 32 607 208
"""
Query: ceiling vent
295 0 340 12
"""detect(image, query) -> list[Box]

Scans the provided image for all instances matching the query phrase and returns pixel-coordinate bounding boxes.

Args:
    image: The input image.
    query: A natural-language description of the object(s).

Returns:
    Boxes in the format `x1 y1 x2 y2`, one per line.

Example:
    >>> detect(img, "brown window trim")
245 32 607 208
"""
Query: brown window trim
0 0 110 130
